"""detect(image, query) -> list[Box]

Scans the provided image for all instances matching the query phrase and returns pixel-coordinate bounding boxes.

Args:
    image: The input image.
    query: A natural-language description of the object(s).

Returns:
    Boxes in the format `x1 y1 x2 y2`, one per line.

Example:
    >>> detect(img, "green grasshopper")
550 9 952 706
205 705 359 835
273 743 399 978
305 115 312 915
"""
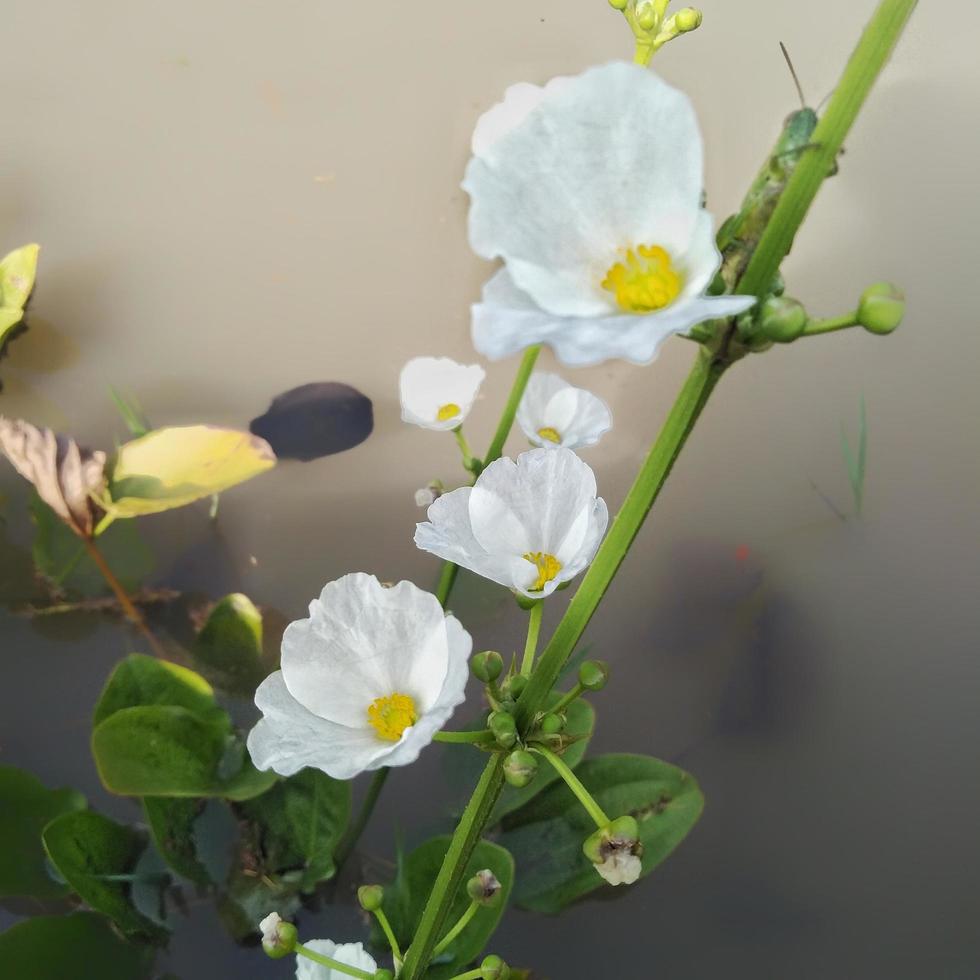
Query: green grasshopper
716 44 833 293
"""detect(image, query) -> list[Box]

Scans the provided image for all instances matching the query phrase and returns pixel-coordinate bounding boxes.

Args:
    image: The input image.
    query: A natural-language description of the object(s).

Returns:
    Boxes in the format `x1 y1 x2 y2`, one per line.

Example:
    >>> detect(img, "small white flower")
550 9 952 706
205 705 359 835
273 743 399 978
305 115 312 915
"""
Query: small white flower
247 573 472 781
259 912 284 950
415 447 608 599
400 356 486 431
516 372 612 450
595 849 643 887
296 940 378 980
464 62 756 367
415 486 437 507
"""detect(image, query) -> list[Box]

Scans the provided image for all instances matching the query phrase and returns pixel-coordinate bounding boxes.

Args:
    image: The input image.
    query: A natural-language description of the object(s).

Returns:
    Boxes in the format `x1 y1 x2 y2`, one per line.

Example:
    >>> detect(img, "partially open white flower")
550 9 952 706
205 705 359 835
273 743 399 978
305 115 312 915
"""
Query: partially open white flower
247 573 471 781
296 940 377 980
595 848 643 887
464 62 756 367
516 372 612 450
415 447 608 599
259 912 284 950
400 356 486 431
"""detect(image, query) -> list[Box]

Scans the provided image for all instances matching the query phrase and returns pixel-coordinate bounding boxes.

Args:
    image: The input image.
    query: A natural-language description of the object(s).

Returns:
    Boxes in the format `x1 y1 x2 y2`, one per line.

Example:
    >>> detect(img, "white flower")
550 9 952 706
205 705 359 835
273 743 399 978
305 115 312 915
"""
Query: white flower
414 447 608 599
463 62 756 367
516 372 612 450
296 940 377 980
247 573 471 781
400 356 486 431
595 849 643 887
259 912 284 950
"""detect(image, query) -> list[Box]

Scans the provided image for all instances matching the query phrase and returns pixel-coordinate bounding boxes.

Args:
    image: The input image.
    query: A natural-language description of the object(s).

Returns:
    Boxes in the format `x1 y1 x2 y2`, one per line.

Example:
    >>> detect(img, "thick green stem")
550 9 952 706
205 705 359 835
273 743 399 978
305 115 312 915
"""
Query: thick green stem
520 601 544 676
737 0 918 299
333 767 389 872
435 561 459 607
399 756 505 978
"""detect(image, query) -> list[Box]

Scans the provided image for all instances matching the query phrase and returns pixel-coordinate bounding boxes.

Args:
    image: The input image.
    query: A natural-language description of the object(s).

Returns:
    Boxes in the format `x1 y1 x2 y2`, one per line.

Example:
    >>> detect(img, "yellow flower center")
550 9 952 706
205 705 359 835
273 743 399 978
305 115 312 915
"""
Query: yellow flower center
602 244 683 314
367 692 418 741
436 403 461 422
523 552 562 592
537 426 562 444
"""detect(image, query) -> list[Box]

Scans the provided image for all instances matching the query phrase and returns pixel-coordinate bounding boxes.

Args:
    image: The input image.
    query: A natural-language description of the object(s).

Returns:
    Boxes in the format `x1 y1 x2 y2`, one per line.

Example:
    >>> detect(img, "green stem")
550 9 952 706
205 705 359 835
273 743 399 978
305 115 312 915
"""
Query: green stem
435 561 459 607
432 900 480 958
516 348 724 728
737 0 918 299
548 681 586 717
520 601 544 677
333 767 389 872
534 746 609 829
373 907 403 962
399 756 505 978
804 312 860 336
453 426 478 472
434 729 494 744
483 345 540 466
446 971 483 980
295 943 374 979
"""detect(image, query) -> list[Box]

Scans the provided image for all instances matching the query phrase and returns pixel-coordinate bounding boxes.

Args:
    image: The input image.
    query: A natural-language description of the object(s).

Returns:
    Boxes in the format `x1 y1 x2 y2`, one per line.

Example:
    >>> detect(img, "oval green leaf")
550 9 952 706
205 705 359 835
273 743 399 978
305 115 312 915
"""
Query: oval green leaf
191 593 266 696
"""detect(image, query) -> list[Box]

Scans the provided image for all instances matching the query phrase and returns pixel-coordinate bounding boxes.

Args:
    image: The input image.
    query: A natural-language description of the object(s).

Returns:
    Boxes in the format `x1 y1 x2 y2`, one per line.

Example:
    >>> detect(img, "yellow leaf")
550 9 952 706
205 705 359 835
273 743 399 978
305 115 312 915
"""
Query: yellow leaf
105 425 276 518
0 244 40 311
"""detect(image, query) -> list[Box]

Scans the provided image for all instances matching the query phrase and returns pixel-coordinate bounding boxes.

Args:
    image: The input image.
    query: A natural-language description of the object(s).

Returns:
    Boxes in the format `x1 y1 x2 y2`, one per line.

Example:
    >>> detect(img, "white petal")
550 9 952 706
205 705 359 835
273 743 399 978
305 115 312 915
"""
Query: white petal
679 209 726 299
472 77 569 156
596 852 643 886
517 372 612 450
279 573 454 726
259 912 282 946
247 672 392 780
400 357 486 431
296 940 378 980
472 267 755 367
464 63 704 317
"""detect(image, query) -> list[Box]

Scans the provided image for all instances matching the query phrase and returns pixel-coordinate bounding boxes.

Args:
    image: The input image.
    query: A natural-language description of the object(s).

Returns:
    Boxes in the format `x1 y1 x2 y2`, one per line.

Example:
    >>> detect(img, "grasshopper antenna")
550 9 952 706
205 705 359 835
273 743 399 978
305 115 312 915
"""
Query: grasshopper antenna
779 42 807 109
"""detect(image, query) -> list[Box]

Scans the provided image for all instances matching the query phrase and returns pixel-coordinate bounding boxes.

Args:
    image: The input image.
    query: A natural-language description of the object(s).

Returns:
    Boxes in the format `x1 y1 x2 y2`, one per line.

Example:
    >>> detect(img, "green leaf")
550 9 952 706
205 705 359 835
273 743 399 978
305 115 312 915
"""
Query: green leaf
93 654 227 730
444 694 595 826
0 913 154 980
103 425 275 518
92 705 275 800
41 811 168 942
0 765 85 900
0 243 39 348
142 798 212 886
382 836 513 979
500 753 704 914
191 593 267 696
31 496 154 599
235 769 351 891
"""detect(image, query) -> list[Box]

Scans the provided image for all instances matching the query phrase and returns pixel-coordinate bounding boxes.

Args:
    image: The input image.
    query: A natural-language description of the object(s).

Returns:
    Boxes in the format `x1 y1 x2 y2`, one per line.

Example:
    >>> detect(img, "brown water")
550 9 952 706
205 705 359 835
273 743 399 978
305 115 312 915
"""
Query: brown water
2 0 978 976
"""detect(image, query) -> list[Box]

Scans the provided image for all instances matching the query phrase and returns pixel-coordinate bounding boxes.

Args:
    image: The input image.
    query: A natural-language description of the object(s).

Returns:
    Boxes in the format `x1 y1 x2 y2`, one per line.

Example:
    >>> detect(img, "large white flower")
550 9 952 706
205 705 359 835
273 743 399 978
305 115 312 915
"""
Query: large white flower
516 372 612 450
296 940 377 980
415 447 607 599
247 573 471 781
400 356 486 431
464 62 756 367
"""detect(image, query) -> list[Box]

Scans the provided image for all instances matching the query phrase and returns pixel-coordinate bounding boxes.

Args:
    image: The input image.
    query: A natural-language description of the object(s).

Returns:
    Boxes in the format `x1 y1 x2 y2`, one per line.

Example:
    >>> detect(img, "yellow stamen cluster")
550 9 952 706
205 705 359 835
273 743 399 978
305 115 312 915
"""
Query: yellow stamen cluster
602 244 682 314
367 692 418 741
537 426 562 444
436 403 461 422
523 552 562 592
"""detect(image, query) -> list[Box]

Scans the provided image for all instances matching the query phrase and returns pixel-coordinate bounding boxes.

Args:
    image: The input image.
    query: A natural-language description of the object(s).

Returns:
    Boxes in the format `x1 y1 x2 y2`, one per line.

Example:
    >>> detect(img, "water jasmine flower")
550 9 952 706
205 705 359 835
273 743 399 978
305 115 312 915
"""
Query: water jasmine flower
464 62 756 366
400 356 486 431
414 447 608 599
516 372 612 450
247 573 471 780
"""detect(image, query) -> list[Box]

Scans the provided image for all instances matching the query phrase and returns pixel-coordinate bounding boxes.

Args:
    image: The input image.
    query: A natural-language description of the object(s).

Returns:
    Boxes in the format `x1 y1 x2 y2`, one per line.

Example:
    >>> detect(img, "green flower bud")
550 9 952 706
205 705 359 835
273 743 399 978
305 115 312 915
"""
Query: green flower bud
578 659 609 692
259 914 297 959
608 0 629 9
357 884 384 912
858 282 905 335
582 826 608 864
672 7 703 32
503 749 538 788
758 296 808 343
466 868 503 905
513 592 539 611
481 954 510 980
489 710 517 749
636 3 659 30
374 972 395 980
501 673 528 700
609 814 640 842
539 712 565 735
471 650 503 684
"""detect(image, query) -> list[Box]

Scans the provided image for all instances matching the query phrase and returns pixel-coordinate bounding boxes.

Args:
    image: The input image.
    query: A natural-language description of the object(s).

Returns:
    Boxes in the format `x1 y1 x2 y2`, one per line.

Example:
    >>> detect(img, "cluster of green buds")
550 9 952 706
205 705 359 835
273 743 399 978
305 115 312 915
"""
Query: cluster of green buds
740 282 906 349
607 0 703 64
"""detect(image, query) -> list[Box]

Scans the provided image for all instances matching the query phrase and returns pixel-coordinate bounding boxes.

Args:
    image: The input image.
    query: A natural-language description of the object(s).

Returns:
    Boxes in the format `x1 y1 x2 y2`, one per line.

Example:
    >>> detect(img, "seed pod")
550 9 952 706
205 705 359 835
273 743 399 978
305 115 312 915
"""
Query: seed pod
503 749 538 788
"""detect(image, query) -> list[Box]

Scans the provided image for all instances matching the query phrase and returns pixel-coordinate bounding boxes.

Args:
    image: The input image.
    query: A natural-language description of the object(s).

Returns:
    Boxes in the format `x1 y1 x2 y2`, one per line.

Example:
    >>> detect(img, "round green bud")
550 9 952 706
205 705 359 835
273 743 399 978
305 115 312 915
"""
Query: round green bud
758 296 808 343
501 673 528 700
858 282 905 335
673 7 703 32
513 592 539 611
608 0 629 9
262 920 297 959
636 3 659 30
489 710 517 749
481 954 510 980
578 659 609 692
357 884 384 912
471 650 503 684
540 712 565 735
374 971 395 980
582 826 608 864
609 814 640 843
503 749 538 788
466 868 503 905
